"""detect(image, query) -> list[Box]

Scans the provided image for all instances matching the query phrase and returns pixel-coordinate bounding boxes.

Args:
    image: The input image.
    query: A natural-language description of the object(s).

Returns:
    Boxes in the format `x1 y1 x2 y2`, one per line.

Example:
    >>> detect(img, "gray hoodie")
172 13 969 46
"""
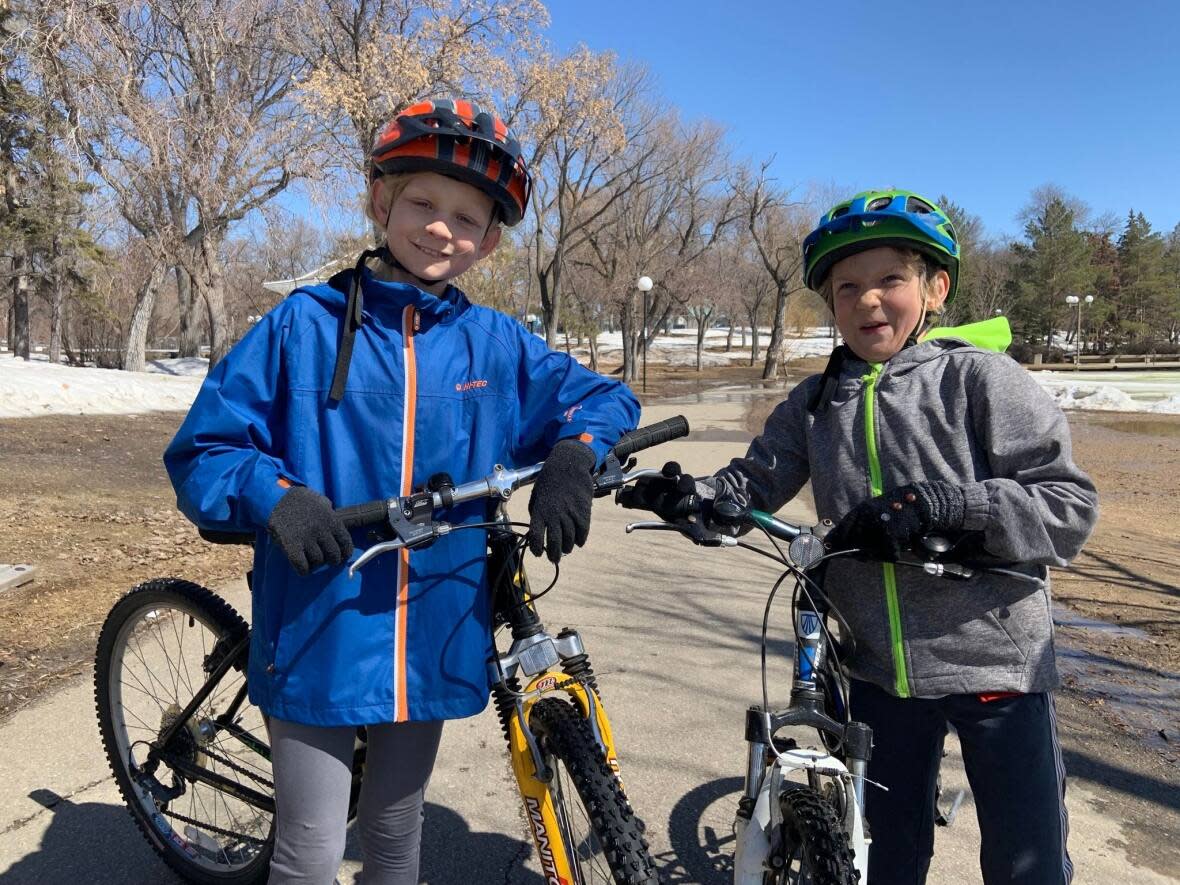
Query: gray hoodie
712 329 1098 698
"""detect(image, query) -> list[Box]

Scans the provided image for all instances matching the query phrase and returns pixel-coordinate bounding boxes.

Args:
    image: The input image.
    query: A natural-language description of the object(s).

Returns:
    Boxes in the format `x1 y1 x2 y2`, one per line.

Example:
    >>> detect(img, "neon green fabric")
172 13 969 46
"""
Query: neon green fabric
922 316 1012 353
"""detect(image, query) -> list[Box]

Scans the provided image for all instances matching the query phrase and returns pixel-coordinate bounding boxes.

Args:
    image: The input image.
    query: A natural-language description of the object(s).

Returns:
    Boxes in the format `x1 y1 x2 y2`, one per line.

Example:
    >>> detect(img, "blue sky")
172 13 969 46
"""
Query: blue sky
543 0 1180 241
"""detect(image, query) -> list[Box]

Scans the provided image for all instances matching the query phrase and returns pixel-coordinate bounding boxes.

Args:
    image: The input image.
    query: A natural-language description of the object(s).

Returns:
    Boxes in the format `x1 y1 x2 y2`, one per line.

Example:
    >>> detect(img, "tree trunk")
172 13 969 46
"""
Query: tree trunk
588 330 599 373
48 234 64 364
696 320 707 372
176 265 201 357
620 303 636 384
747 310 760 366
725 325 733 352
198 236 231 365
762 285 790 379
12 252 30 360
124 261 167 372
538 254 562 349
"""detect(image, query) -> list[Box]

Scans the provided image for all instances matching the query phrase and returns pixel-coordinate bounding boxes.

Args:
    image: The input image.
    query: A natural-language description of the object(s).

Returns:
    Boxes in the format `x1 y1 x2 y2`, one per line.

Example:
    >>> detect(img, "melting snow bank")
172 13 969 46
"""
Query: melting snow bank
4 350 1180 418
1034 373 1180 414
0 354 205 418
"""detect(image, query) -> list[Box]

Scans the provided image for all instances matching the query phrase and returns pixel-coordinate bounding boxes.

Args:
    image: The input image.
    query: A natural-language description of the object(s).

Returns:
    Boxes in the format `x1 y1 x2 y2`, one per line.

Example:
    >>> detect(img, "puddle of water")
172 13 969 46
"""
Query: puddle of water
1053 606 1149 640
1052 605 1178 753
1072 411 1180 439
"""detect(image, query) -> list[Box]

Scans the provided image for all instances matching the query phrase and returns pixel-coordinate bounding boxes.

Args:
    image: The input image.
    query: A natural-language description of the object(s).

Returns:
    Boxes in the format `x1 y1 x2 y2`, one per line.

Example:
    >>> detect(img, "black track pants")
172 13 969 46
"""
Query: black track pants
850 679 1072 885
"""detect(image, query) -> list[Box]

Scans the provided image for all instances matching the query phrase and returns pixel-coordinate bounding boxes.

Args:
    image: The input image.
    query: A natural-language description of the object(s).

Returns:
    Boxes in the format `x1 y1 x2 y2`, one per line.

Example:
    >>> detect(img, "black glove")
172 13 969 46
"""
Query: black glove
527 439 597 563
266 486 354 576
825 481 966 561
615 461 702 522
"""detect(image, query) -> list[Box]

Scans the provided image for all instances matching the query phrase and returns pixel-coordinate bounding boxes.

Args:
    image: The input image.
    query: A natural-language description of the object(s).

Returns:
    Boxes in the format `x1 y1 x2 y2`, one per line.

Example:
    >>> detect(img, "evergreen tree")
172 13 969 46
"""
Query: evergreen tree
1116 211 1170 349
1009 192 1094 346
1 0 101 360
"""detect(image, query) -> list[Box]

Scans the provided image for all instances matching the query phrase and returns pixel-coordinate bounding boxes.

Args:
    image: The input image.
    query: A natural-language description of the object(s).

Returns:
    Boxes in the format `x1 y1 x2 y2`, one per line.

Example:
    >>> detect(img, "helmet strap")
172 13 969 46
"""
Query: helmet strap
379 244 449 290
328 245 392 404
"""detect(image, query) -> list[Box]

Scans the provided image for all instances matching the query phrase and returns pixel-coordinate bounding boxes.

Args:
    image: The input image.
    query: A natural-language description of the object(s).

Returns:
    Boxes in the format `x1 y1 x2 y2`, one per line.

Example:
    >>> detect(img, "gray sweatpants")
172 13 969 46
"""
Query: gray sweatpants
266 716 443 885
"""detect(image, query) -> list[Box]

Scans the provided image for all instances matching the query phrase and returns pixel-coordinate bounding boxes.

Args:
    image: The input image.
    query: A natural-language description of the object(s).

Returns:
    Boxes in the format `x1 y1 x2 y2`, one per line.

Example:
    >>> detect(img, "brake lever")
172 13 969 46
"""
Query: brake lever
624 520 738 548
348 524 451 577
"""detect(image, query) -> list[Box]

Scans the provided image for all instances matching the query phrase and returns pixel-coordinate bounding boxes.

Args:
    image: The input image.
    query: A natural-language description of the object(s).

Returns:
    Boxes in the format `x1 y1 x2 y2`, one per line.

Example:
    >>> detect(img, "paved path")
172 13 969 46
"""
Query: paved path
2 397 1176 883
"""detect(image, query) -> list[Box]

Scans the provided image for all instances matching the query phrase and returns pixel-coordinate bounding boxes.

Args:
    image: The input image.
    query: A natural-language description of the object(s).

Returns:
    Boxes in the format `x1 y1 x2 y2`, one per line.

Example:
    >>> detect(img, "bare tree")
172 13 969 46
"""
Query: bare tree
49 0 320 367
295 0 548 180
735 160 809 379
513 53 664 348
567 114 740 382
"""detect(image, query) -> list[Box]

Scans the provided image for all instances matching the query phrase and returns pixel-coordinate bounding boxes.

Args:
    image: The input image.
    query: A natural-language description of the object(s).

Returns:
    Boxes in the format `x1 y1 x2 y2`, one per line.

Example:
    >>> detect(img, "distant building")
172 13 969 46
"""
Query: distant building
262 256 354 296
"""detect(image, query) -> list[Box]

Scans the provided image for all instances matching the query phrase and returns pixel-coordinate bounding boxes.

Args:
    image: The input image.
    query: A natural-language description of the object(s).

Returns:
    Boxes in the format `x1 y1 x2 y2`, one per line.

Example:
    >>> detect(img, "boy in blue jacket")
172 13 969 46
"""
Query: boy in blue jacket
164 99 639 885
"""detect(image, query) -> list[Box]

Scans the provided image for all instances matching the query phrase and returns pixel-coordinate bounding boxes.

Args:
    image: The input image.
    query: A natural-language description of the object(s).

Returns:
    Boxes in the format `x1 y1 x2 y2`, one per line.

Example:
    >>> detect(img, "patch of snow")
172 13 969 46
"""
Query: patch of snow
0 354 203 418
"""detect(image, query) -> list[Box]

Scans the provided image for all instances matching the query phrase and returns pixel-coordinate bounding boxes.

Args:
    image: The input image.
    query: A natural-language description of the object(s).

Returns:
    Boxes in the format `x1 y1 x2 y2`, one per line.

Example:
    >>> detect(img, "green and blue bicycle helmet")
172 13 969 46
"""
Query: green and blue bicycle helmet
802 190 960 303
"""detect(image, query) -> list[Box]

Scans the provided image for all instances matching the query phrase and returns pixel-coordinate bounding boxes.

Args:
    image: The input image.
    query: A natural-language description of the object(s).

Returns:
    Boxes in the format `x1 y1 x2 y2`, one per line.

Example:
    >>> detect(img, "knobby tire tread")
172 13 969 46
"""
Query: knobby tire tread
94 577 271 885
529 697 661 884
774 786 859 885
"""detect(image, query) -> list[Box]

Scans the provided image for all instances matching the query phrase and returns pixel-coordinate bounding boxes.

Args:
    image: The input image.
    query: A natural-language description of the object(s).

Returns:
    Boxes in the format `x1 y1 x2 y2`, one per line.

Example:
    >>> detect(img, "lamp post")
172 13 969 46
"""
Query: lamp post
1065 294 1094 369
637 275 653 393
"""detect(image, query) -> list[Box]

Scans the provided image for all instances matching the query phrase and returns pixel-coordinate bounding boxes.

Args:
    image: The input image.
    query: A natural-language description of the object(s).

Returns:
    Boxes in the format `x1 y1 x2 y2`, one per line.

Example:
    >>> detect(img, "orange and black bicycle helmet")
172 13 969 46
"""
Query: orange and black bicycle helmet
369 98 532 226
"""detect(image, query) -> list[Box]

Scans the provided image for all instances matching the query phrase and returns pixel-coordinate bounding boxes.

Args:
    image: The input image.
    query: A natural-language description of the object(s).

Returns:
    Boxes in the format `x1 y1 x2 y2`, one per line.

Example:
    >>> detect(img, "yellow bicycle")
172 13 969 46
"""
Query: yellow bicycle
94 417 687 884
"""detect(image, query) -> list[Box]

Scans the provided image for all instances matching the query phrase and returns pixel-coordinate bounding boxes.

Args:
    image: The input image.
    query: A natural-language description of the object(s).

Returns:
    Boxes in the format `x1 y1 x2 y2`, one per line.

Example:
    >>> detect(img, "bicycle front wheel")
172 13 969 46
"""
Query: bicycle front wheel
764 785 858 885
528 697 660 884
94 578 274 884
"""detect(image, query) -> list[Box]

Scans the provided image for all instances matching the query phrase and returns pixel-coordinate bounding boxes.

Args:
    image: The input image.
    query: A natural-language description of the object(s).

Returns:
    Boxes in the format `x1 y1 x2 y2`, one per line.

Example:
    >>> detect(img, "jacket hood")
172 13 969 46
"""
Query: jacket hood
921 316 1012 353
840 316 1013 377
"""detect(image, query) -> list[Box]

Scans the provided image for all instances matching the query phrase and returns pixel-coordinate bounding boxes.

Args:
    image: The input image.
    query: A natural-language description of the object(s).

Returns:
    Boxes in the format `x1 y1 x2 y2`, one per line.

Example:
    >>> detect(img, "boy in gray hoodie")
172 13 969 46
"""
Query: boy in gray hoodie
627 190 1096 885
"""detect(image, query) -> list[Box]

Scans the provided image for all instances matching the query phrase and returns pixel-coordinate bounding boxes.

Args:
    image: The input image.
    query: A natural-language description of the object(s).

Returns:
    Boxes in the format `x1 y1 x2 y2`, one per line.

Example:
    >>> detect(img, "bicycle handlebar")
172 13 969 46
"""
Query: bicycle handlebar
337 417 690 575
341 417 689 527
619 499 1044 587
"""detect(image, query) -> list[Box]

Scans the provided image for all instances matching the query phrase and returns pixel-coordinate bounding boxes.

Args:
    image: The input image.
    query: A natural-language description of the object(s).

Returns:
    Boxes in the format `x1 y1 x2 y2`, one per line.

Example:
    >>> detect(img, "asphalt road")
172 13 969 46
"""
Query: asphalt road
1 397 1175 884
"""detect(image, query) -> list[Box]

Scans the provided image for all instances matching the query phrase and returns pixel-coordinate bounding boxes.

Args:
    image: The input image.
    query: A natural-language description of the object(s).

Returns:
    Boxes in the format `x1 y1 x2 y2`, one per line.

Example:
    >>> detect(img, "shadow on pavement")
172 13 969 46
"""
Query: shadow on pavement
1 792 540 885
355 801 543 885
656 776 744 885
0 789 183 883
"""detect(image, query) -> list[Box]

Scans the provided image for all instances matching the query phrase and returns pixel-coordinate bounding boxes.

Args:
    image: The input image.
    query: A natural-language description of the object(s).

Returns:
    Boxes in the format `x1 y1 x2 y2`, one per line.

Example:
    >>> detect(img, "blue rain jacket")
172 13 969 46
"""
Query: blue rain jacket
164 269 640 725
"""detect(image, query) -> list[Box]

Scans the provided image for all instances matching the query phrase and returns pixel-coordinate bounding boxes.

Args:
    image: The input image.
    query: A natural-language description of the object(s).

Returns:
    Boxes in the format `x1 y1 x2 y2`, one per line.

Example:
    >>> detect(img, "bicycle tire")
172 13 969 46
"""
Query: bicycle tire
528 697 660 884
94 578 274 884
764 785 858 885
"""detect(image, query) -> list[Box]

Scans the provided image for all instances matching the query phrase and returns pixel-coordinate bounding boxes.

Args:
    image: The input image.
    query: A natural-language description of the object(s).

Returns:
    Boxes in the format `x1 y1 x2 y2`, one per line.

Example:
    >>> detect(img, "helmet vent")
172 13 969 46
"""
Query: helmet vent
831 205 850 219
866 196 892 211
906 196 935 214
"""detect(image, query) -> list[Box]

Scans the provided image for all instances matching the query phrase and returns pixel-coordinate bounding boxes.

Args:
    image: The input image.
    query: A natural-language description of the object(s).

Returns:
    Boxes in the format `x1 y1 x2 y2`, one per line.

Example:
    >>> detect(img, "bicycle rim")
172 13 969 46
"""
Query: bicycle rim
96 581 273 881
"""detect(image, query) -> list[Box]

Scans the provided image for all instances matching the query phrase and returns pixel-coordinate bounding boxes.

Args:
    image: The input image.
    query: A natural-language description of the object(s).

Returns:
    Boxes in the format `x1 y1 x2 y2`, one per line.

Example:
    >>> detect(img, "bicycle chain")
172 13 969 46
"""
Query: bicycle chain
200 743 274 791
161 806 270 847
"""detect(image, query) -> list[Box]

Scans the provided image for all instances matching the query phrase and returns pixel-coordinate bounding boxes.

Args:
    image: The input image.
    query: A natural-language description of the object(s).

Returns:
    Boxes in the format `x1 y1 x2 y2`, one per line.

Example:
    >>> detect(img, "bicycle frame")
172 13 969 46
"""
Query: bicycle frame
484 504 629 884
733 601 872 882
625 504 873 882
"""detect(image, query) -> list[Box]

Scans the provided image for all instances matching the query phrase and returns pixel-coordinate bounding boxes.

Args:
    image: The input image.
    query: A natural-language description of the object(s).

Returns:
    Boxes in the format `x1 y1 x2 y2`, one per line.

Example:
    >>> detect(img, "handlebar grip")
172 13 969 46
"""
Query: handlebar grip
336 499 390 529
611 415 690 460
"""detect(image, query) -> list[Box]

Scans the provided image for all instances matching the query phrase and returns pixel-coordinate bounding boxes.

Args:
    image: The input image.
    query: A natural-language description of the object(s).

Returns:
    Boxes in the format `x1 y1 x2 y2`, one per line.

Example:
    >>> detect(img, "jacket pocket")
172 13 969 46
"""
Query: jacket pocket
902 574 1033 677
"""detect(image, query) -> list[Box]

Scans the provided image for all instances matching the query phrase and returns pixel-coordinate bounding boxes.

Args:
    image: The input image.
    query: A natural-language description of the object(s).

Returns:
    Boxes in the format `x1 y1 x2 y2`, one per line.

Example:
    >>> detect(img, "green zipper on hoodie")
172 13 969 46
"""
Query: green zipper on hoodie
861 363 910 697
